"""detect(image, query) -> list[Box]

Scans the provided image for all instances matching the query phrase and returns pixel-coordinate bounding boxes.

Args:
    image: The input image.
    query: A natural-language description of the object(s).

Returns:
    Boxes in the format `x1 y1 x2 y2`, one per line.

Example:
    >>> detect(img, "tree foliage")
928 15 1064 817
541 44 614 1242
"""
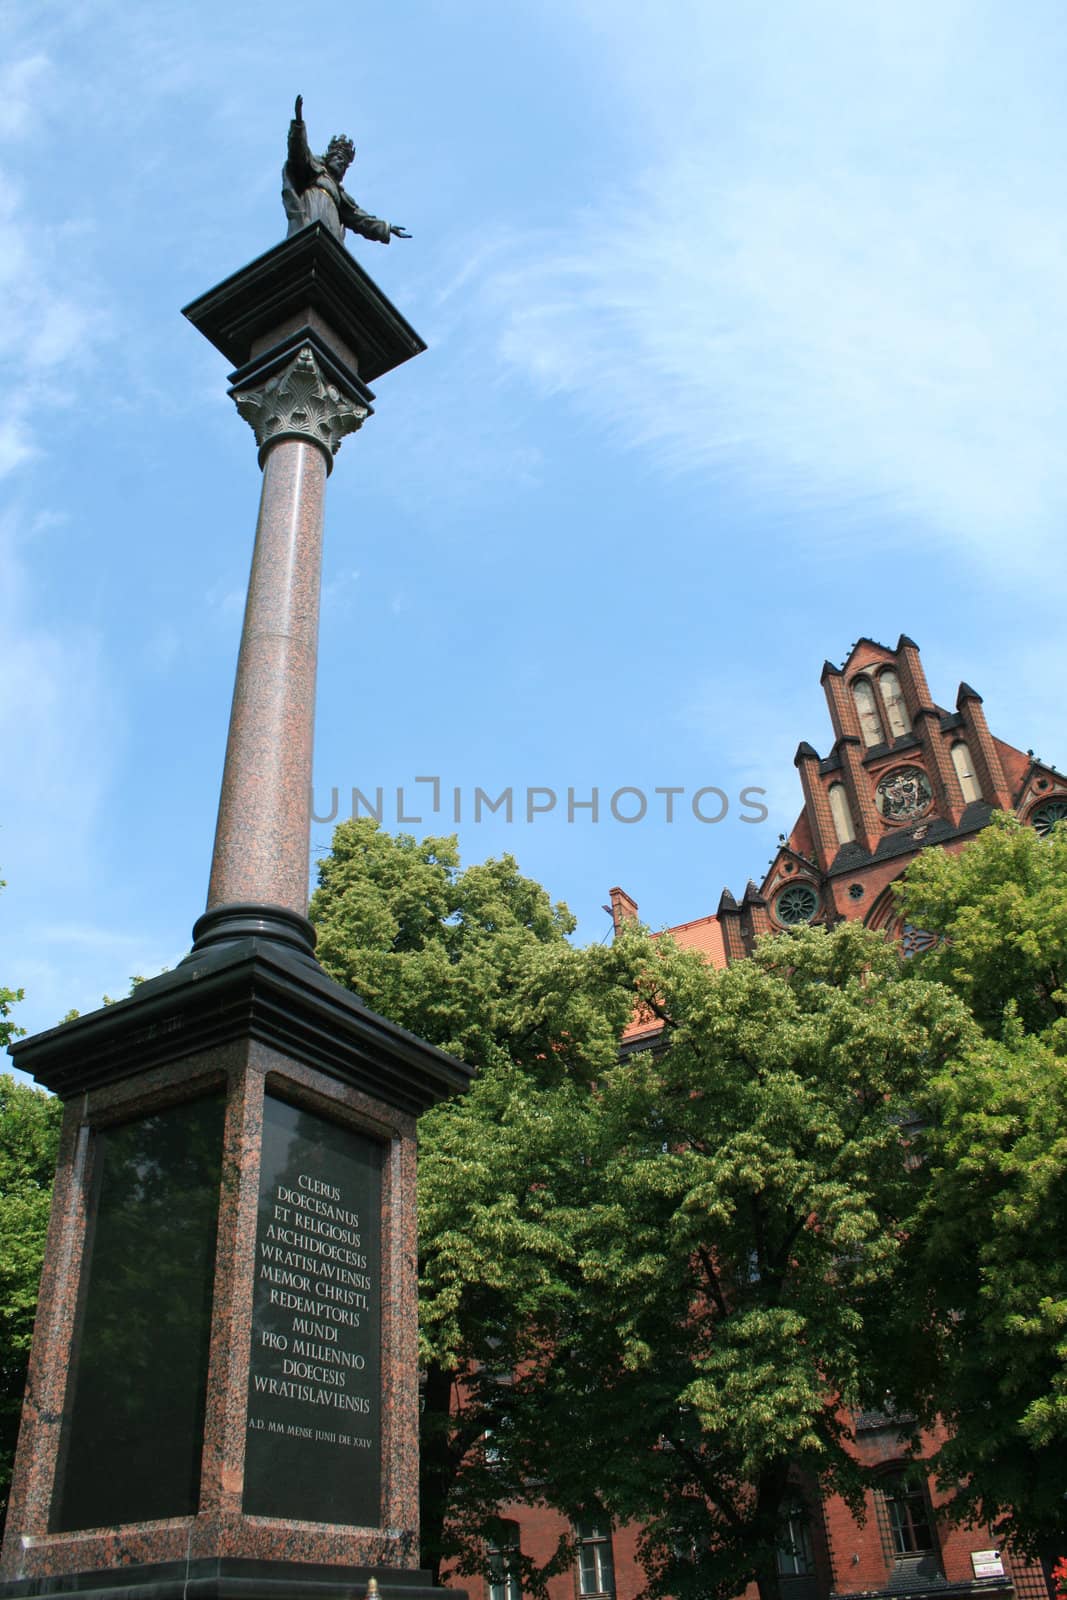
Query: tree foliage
310 822 640 1585
900 1034 1067 1552
534 922 974 1600
2 818 1055 1576
311 821 631 1077
312 825 977 1599
897 811 1067 1046
0 876 25 1054
0 1077 61 1531
890 815 1067 1551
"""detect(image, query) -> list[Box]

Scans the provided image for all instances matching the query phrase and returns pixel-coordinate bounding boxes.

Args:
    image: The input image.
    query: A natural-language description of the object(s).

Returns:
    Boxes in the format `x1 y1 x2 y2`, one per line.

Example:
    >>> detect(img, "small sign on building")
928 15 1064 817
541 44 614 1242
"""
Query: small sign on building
971 1551 1005 1578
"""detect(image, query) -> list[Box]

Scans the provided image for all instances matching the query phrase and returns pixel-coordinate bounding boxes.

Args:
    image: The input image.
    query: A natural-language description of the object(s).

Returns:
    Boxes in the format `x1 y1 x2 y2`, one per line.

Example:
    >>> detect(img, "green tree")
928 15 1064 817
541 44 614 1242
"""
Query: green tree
310 821 640 1586
896 811 1067 1046
312 824 977 1600
530 921 975 1600
0 1077 61 1532
311 820 631 1075
0 875 25 1055
898 1033 1067 1553
889 815 1067 1551
415 1060 616 1593
0 990 21 1054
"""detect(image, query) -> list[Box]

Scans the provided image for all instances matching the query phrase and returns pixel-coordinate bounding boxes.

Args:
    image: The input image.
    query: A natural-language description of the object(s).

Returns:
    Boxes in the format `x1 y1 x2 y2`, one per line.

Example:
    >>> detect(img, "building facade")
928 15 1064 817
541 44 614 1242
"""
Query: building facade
614 633 1066 1000
451 637 1061 1600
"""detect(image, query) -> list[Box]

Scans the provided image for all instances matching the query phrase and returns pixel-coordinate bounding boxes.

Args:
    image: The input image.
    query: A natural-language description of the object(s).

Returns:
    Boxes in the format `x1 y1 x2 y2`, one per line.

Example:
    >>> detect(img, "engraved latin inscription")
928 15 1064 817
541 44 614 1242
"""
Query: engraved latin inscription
243 1095 382 1525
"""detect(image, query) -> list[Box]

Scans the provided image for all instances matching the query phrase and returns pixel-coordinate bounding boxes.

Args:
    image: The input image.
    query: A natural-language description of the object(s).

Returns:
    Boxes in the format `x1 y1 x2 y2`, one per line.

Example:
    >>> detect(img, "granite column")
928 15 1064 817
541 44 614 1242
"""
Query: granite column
210 442 322 911
209 342 367 916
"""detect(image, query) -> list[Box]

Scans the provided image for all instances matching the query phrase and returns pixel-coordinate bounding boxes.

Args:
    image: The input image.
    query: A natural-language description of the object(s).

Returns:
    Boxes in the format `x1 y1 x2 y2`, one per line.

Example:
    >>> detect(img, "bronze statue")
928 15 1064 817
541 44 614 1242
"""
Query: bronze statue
282 95 411 247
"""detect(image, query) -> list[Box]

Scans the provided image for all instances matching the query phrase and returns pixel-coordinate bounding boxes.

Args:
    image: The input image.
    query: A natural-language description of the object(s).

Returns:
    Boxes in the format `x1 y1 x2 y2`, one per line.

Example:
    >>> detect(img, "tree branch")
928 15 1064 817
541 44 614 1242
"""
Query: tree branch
663 1434 743 1529
697 1244 730 1320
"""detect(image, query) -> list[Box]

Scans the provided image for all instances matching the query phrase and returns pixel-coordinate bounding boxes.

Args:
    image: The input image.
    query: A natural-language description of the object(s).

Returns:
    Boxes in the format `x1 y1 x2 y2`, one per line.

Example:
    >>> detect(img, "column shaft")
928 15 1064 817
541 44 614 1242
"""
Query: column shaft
207 439 327 913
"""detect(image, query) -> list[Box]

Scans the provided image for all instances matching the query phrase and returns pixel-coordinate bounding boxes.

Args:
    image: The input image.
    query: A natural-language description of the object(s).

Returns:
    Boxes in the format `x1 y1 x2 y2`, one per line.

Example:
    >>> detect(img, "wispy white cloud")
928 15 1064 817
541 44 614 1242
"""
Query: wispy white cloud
0 418 33 476
0 200 111 465
205 582 245 619
0 512 122 890
0 48 112 477
0 53 50 139
469 0 1067 580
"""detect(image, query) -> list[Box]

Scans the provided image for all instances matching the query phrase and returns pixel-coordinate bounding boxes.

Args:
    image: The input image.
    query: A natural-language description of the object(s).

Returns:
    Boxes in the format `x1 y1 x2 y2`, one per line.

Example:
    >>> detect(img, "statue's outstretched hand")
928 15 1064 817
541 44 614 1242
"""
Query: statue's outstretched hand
390 224 412 239
294 94 303 121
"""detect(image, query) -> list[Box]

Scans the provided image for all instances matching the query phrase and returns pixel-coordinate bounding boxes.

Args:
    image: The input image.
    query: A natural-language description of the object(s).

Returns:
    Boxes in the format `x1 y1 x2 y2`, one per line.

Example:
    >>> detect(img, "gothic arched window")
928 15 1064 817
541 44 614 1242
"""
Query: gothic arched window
950 742 981 803
877 669 911 738
852 678 885 747
901 923 939 959
828 782 855 845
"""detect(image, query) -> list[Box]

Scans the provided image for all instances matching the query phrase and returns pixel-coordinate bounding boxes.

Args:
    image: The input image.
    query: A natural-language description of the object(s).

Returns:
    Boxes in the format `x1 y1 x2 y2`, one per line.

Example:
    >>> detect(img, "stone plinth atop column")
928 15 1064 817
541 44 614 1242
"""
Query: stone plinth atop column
182 222 426 388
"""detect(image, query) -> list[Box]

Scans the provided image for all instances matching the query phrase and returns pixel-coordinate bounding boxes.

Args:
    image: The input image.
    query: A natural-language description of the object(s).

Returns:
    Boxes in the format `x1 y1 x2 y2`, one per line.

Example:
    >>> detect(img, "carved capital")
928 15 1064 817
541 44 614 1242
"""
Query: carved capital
231 345 368 470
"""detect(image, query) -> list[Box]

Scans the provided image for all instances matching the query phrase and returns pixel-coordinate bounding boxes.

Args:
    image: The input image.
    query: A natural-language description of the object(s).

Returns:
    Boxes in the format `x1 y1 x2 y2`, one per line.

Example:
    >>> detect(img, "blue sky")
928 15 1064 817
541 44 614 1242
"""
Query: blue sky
3 0 1066 1053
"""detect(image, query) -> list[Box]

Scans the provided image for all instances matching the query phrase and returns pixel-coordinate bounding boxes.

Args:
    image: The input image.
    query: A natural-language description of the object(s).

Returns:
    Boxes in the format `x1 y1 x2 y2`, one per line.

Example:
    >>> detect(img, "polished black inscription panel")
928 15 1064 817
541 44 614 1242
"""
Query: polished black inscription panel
243 1094 382 1526
54 1094 226 1531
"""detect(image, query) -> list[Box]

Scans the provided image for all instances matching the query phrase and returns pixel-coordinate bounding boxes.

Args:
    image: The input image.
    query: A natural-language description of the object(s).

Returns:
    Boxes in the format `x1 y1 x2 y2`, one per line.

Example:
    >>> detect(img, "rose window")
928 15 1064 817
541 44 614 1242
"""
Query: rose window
775 883 819 925
901 923 939 959
1031 800 1067 837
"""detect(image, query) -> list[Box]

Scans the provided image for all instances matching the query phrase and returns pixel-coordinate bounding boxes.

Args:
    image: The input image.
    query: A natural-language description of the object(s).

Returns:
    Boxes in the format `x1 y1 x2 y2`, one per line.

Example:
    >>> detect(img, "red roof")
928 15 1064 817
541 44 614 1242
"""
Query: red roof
620 913 726 1041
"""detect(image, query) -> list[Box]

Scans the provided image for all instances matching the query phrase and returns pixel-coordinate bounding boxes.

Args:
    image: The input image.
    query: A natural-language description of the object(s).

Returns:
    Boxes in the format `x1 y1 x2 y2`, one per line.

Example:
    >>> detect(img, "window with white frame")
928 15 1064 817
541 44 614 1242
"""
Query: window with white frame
876 1470 937 1558
776 1500 816 1578
488 1519 522 1600
575 1517 616 1598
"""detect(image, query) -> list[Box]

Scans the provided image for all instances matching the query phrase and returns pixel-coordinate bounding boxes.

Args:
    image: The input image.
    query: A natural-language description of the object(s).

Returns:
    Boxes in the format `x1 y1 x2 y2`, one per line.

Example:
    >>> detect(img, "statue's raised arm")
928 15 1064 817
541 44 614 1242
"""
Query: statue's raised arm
280 94 411 248
284 95 316 194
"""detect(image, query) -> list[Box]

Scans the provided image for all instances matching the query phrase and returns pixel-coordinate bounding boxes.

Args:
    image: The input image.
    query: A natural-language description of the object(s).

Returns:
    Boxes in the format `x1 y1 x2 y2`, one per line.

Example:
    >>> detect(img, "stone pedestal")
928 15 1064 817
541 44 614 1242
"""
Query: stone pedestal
1 227 466 1600
1 914 468 1597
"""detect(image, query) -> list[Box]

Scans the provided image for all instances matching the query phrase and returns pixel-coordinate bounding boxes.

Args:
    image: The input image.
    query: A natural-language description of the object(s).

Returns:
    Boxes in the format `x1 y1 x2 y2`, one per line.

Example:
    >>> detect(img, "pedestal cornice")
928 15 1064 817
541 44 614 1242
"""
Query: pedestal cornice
7 933 471 1117
181 223 426 385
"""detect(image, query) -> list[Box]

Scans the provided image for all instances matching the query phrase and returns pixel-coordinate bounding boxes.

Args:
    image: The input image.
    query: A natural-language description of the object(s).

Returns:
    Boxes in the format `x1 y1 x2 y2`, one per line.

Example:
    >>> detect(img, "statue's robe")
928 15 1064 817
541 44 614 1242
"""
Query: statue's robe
282 118 392 245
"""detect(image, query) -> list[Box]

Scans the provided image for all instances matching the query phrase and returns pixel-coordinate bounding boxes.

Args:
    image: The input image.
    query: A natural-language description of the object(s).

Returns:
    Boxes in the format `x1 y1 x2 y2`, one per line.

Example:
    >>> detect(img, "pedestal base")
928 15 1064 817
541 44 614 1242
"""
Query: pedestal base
0 1556 461 1600
2 916 470 1587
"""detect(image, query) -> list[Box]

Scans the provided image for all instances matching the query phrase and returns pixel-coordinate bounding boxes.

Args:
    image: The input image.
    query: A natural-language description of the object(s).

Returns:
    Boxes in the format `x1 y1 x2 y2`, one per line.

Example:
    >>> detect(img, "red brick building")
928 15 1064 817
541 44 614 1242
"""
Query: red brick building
451 637 1061 1600
614 633 1066 963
